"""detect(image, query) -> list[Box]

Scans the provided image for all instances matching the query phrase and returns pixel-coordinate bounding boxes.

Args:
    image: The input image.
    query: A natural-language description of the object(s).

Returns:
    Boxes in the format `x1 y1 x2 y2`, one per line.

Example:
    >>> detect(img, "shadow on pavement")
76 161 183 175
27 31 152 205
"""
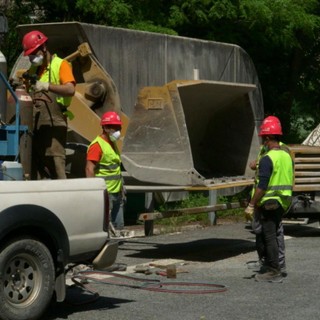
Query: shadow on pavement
41 285 134 320
119 237 256 262
284 223 320 238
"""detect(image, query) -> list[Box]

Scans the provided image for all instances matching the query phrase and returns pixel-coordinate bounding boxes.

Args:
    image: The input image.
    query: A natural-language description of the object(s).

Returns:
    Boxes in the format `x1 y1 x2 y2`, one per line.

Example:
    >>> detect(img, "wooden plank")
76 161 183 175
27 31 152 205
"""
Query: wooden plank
125 178 254 192
294 157 320 163
295 171 320 177
289 144 320 154
292 151 320 155
186 179 254 191
295 164 320 170
293 185 320 192
294 177 320 183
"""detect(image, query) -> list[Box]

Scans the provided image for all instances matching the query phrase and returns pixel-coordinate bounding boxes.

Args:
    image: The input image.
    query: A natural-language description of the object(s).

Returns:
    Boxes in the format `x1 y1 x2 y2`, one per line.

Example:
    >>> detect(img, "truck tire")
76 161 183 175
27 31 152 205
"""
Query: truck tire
0 238 55 320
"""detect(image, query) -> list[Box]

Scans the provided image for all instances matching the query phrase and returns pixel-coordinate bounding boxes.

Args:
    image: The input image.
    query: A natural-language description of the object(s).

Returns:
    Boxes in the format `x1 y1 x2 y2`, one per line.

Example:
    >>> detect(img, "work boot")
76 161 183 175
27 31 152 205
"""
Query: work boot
258 264 287 276
280 264 287 277
255 267 283 283
246 259 264 270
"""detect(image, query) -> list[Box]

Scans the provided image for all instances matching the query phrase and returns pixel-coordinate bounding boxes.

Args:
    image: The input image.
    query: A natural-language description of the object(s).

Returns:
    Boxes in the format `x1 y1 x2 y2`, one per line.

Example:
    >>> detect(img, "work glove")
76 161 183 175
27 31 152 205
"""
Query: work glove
121 185 127 203
244 203 254 222
35 81 49 92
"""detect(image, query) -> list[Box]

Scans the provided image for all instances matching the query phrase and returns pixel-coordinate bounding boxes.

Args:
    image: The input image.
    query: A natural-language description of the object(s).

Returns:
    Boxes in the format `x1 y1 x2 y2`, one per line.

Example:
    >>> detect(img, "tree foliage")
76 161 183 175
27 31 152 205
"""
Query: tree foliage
0 0 319 141
160 0 320 139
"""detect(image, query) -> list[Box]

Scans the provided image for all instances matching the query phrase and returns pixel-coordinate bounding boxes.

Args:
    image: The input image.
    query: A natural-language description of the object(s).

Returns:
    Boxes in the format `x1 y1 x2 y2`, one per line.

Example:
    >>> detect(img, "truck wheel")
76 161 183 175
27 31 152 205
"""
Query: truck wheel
0 238 55 320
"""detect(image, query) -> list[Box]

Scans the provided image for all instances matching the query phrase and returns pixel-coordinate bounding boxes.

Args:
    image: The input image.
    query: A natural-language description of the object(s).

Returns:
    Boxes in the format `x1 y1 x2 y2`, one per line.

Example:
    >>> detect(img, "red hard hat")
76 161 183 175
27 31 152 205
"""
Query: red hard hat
22 30 48 56
259 116 283 136
100 111 122 126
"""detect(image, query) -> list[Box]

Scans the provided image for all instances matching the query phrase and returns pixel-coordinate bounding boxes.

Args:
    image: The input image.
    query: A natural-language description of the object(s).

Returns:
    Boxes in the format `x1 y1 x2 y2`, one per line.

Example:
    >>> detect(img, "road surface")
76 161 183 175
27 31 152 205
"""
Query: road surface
43 220 320 320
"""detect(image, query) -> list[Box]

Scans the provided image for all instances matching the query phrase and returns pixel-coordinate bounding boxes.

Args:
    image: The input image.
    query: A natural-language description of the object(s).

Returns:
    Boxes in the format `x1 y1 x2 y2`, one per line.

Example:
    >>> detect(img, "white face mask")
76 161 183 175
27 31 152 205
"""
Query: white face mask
109 130 121 142
30 55 44 66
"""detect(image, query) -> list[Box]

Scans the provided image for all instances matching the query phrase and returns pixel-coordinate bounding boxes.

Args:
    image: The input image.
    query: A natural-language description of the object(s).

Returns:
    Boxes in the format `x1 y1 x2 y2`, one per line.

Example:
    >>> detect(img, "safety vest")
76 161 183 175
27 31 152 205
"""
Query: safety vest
89 136 122 193
29 55 74 119
251 142 290 198
37 55 72 107
257 148 293 210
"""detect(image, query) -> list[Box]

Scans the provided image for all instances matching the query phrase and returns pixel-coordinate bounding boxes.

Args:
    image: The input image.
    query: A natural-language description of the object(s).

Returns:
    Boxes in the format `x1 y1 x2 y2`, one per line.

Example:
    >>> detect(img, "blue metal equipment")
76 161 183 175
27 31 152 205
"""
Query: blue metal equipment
0 71 28 158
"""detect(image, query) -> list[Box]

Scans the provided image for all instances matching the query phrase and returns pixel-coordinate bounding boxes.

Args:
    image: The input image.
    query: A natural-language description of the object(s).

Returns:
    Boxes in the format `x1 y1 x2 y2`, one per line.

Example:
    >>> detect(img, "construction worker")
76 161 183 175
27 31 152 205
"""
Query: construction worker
245 116 293 282
247 141 289 273
86 111 125 235
22 30 76 179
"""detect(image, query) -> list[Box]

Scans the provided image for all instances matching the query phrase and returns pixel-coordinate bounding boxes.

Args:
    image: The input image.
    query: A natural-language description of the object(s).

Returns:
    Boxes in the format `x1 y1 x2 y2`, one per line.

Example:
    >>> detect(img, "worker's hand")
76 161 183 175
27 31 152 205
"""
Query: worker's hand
121 185 127 203
249 160 257 170
244 203 255 221
35 81 49 92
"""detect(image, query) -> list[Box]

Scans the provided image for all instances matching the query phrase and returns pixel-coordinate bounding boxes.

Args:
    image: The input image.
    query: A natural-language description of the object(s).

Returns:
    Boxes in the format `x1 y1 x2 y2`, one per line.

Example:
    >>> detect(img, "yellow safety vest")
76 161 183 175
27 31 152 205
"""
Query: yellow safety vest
30 55 74 119
257 149 293 210
251 142 290 198
89 136 122 193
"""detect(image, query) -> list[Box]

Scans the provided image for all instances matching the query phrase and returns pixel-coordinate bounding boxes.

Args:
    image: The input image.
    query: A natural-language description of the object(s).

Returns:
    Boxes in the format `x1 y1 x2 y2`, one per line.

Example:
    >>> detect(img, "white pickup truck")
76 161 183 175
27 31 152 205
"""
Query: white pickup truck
0 177 118 320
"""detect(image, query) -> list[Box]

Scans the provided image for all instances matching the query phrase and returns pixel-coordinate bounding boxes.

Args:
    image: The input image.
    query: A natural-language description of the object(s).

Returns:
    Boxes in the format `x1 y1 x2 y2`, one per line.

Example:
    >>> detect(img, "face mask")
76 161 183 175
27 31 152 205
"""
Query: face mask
30 55 44 66
109 130 121 142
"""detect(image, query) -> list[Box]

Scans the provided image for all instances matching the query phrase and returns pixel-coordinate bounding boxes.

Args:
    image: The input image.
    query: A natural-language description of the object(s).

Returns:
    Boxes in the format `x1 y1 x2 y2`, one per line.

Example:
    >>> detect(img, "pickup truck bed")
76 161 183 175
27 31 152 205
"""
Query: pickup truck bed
0 177 117 320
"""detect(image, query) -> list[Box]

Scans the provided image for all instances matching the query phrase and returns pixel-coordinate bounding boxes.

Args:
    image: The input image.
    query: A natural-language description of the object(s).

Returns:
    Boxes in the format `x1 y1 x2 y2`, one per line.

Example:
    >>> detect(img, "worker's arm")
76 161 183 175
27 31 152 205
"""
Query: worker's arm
245 156 272 218
249 160 257 170
249 187 266 206
35 60 76 96
86 142 102 178
250 156 273 206
35 81 75 96
86 142 102 177
47 82 75 97
86 160 97 178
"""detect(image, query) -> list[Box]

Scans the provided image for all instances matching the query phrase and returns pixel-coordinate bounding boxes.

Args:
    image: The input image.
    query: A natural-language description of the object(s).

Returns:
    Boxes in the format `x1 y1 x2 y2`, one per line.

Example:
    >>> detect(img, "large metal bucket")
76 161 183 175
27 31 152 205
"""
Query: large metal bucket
122 80 260 186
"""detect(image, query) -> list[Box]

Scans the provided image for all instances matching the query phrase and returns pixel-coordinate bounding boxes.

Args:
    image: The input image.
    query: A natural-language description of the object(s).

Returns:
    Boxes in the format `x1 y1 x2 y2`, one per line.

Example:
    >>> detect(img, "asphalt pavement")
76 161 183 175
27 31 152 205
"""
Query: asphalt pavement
43 220 320 320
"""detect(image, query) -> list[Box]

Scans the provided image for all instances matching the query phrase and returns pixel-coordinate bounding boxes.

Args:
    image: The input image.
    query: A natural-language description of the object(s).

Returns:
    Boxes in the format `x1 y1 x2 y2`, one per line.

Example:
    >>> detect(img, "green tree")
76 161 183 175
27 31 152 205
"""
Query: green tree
0 1 36 70
165 0 320 140
1 0 320 140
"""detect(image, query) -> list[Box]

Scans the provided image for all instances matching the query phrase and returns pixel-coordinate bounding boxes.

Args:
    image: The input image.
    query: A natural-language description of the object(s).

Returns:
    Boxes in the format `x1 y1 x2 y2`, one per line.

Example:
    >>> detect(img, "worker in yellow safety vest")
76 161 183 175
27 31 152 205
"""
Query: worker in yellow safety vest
245 115 293 283
86 111 125 234
247 133 291 274
22 30 76 179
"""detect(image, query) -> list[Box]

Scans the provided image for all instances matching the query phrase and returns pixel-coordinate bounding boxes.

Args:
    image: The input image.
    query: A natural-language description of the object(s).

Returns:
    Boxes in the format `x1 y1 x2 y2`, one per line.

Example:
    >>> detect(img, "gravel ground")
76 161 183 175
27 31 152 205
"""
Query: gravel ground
44 219 320 320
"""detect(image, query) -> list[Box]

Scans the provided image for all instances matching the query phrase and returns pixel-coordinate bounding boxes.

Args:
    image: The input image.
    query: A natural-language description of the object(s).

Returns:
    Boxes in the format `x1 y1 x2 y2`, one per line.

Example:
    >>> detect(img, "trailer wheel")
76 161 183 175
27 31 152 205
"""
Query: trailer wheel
0 238 55 320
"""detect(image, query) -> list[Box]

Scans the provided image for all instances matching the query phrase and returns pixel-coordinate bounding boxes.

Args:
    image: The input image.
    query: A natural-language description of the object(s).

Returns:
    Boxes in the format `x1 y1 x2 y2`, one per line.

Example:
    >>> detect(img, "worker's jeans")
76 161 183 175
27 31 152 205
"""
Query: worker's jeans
257 206 284 270
253 210 285 268
109 192 124 230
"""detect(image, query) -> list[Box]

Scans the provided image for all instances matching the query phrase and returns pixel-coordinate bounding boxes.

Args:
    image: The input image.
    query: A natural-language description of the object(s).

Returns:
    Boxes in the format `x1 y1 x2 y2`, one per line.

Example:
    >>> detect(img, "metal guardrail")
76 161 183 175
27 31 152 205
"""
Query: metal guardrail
138 201 246 221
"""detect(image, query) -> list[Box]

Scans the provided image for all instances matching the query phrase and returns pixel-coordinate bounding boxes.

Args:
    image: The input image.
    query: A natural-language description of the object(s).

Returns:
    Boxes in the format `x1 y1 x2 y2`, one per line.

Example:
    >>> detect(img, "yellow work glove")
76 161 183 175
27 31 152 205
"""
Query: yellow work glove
244 204 254 222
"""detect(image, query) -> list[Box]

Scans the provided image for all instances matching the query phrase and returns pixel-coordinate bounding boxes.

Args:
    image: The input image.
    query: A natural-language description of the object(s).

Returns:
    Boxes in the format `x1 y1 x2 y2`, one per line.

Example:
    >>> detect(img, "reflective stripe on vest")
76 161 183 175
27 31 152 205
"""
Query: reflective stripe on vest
258 149 293 210
99 174 122 181
97 163 120 170
88 136 122 193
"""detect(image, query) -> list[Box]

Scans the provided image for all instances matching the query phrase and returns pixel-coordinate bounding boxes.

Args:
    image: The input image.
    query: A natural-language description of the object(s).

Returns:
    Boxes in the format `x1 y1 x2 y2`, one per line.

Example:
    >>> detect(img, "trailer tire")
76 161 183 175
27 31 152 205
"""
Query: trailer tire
0 238 55 320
